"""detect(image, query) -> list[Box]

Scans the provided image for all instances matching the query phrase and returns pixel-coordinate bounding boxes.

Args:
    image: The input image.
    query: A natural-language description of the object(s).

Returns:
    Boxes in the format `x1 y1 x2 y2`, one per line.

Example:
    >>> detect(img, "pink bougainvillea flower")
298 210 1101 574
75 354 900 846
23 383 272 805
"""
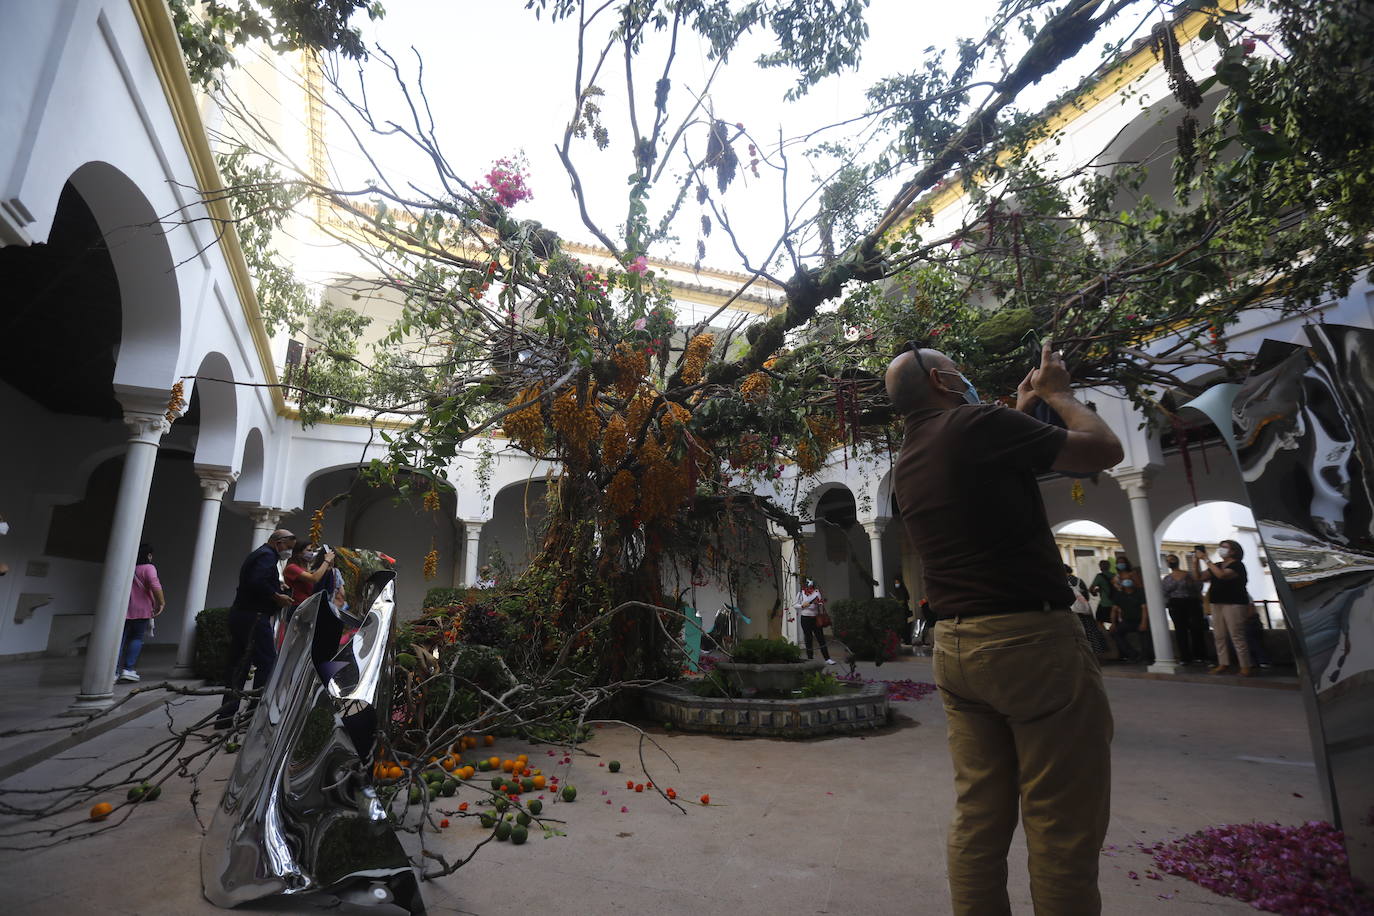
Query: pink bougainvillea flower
627 255 649 275
1151 821 1374 914
620 806 629 813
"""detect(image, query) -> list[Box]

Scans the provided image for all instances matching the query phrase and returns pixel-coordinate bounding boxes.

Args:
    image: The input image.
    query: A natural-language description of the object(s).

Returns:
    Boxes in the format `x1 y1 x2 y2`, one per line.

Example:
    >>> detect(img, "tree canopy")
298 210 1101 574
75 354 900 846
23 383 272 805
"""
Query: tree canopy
197 0 1374 673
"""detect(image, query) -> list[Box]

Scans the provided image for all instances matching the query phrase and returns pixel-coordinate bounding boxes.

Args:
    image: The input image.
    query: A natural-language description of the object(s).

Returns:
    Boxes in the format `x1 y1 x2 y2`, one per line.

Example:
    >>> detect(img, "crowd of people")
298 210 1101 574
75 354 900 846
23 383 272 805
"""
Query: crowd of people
1059 545 1270 674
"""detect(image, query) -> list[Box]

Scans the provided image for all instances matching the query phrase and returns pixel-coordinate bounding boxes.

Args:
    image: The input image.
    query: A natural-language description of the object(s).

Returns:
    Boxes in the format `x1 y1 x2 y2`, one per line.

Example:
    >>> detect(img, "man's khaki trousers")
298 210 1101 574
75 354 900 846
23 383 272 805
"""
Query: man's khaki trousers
933 609 1113 915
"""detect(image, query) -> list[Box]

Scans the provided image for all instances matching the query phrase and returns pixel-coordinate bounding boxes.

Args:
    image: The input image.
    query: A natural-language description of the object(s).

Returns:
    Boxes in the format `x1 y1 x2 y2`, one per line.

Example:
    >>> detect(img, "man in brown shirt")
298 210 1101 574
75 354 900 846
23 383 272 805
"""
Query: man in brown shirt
885 343 1123 916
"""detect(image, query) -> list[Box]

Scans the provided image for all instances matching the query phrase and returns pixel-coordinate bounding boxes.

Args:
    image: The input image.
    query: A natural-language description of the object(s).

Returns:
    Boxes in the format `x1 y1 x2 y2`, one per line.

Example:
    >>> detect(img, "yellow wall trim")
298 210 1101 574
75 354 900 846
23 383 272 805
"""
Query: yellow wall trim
918 0 1243 223
127 0 286 413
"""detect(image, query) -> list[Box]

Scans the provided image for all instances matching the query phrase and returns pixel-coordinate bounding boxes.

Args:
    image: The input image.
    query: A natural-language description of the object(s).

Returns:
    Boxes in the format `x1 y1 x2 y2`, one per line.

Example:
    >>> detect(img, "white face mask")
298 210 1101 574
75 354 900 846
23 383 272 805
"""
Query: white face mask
0 521 9 536
1217 547 1230 558
1120 578 1135 589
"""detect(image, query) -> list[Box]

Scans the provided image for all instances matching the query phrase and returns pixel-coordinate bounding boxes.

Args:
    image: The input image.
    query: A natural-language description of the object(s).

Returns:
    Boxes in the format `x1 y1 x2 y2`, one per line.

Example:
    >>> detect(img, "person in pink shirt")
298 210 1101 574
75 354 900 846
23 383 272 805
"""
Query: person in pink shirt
117 542 164 683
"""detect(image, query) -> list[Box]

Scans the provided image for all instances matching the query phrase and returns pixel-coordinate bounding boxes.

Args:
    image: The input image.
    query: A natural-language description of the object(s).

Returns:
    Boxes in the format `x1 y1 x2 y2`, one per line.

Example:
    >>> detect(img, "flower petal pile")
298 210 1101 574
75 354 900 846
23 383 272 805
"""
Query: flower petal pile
1148 821 1374 915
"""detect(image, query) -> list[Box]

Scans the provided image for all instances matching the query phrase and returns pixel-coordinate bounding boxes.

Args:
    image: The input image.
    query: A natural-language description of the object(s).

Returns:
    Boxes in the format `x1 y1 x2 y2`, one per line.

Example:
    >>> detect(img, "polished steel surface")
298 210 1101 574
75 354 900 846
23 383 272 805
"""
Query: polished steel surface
201 571 425 913
1184 324 1374 881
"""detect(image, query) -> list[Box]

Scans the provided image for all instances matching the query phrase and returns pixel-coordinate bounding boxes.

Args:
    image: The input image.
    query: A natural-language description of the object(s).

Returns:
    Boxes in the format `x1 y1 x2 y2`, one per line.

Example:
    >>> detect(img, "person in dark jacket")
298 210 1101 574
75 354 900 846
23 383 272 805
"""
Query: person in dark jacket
215 529 296 728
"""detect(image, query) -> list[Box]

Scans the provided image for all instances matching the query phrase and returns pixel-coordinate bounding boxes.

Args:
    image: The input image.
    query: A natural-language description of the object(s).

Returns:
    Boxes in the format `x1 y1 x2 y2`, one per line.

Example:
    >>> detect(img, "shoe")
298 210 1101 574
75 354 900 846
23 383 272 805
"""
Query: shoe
1209 665 1232 675
117 670 140 683
825 658 837 665
1239 667 1254 677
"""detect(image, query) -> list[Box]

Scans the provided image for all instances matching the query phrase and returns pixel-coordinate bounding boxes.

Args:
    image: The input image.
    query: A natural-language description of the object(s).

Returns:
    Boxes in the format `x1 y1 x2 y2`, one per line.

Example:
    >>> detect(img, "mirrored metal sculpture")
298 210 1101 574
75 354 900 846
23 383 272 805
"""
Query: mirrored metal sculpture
1183 323 1374 881
201 560 425 913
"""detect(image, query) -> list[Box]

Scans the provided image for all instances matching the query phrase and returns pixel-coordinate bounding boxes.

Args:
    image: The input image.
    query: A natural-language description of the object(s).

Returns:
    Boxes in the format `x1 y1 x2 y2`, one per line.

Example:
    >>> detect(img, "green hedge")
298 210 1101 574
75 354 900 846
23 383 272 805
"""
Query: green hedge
728 636 802 664
193 607 231 683
830 598 906 661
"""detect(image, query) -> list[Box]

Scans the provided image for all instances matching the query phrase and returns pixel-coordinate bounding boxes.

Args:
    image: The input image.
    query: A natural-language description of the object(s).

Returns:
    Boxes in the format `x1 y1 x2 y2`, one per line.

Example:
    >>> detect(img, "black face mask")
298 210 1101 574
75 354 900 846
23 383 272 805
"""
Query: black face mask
1167 561 1179 569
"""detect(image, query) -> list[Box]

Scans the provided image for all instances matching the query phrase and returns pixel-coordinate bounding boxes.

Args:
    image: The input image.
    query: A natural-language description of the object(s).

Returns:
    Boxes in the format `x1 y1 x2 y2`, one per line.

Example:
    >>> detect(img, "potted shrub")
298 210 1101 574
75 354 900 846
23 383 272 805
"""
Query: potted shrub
716 637 822 692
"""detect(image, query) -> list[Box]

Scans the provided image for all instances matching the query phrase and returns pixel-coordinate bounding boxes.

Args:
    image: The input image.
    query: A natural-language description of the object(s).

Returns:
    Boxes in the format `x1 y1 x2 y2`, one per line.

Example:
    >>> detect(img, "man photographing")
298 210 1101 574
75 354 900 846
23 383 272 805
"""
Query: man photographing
215 528 297 729
884 342 1123 915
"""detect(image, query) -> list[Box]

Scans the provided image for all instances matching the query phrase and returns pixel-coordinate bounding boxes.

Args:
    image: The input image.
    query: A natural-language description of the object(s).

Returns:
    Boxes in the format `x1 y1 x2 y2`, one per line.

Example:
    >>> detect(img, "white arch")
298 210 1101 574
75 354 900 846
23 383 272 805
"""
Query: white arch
234 427 267 504
65 161 182 405
801 479 853 521
188 350 238 470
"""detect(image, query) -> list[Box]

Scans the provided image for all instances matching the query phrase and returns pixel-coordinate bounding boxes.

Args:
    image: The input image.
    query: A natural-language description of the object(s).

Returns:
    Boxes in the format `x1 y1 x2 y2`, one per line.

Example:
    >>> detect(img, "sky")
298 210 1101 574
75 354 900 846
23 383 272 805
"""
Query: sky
323 0 1143 275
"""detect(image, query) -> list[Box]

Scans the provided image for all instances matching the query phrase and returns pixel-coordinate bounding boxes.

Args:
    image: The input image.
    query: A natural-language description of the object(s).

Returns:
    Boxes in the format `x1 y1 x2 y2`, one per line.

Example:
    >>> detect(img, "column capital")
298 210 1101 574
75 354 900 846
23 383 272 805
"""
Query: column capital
861 517 890 538
196 469 238 500
247 506 283 526
122 409 171 444
1110 465 1160 498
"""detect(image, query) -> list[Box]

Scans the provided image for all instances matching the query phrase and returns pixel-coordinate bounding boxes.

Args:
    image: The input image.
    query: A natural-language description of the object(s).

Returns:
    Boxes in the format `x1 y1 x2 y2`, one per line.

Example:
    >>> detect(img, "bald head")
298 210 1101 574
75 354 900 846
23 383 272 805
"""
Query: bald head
885 347 960 416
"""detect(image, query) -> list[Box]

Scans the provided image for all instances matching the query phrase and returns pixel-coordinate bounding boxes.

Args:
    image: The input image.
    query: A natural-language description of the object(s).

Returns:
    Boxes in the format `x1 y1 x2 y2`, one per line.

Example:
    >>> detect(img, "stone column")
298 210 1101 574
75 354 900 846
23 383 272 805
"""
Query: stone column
862 518 889 598
246 506 282 551
70 409 170 712
172 469 237 676
1113 468 1178 674
461 520 484 586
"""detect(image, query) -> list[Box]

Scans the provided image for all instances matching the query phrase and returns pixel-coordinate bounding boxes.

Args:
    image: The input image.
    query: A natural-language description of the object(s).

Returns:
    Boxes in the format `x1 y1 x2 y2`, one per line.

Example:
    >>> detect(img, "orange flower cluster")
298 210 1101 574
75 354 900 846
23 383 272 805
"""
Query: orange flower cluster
612 342 648 399
423 488 441 512
551 386 600 461
796 438 822 475
796 416 841 475
739 371 770 404
660 401 692 444
309 507 325 545
601 413 629 467
727 433 765 470
423 546 439 580
605 469 637 518
625 387 656 434
680 333 715 385
641 460 688 522
165 380 186 423
503 385 546 452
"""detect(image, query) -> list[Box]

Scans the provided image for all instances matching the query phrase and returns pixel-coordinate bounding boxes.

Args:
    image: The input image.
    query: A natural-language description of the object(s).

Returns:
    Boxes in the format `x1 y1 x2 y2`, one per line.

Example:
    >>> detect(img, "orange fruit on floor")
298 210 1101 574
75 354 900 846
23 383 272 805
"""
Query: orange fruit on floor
484 735 495 746
700 794 710 805
487 756 500 769
388 765 403 780
501 760 515 773
89 802 113 821
442 757 456 771
532 775 545 789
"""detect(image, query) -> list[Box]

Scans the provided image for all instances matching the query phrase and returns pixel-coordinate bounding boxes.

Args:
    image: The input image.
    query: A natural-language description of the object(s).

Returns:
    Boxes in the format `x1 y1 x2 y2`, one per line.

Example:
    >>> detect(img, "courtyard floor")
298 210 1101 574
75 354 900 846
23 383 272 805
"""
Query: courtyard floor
0 653 1323 915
